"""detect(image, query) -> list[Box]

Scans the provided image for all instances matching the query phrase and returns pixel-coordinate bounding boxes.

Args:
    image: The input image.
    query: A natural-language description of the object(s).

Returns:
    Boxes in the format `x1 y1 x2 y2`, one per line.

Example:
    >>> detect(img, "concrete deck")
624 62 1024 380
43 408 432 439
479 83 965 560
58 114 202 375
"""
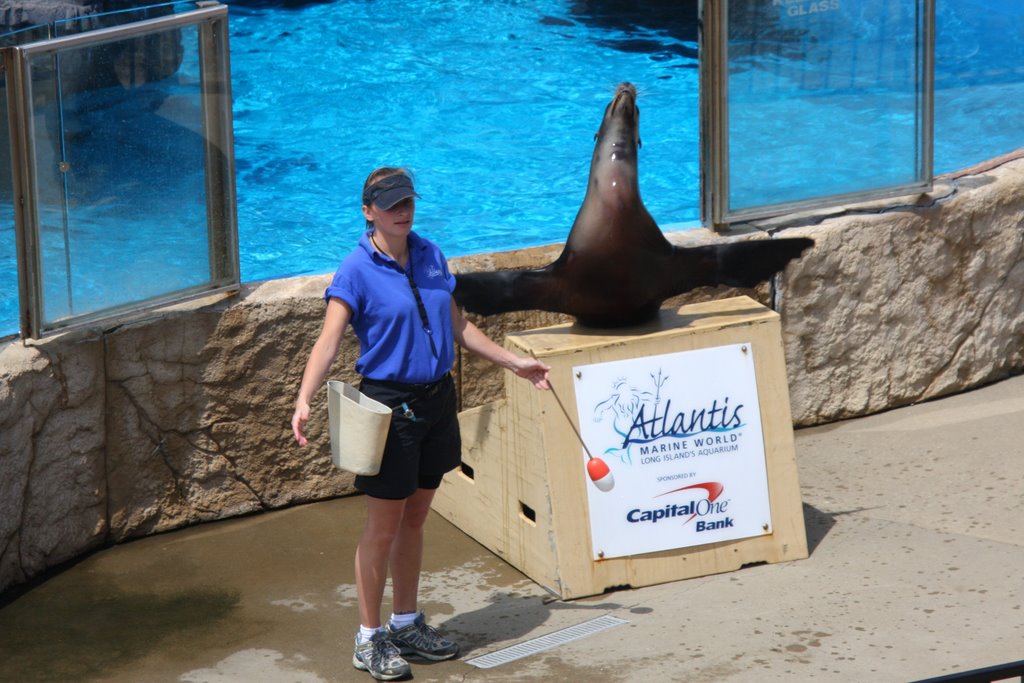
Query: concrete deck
1 375 1022 682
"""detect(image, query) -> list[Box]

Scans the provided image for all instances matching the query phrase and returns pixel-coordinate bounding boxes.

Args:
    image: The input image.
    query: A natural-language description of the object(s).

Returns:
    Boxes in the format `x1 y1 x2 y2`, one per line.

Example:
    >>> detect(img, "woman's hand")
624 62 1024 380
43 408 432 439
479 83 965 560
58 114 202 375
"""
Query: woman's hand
291 297 353 448
292 400 311 446
450 300 551 390
510 356 551 390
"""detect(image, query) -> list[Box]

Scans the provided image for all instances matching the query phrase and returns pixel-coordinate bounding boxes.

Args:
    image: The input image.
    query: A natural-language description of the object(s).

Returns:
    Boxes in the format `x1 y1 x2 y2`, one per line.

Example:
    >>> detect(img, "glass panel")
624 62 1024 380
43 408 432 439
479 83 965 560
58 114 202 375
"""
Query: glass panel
726 0 928 213
0 67 17 337
30 24 211 329
0 25 52 48
2 26 54 337
52 1 197 36
25 51 72 323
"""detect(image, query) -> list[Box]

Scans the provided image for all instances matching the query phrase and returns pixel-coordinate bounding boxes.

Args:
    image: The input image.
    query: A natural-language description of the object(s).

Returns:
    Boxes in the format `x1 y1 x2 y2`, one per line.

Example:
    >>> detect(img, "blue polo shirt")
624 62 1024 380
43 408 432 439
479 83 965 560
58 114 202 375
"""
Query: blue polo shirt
325 230 456 383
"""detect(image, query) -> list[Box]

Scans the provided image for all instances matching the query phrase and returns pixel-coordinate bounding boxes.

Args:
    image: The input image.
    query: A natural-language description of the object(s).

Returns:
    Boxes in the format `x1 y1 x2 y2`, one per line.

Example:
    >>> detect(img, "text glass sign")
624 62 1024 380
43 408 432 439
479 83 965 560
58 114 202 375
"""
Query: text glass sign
573 343 773 559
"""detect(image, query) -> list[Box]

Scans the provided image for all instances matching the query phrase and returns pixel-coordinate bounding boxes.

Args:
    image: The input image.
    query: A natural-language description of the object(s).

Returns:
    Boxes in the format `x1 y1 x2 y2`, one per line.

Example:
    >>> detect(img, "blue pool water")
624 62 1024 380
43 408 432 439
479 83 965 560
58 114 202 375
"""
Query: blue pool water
2 0 1024 336
227 0 702 280
228 0 1024 280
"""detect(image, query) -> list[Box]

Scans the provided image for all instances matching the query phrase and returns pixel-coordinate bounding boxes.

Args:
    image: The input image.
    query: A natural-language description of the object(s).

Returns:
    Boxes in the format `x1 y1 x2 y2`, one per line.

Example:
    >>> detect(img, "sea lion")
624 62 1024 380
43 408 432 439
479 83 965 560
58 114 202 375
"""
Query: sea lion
453 82 813 328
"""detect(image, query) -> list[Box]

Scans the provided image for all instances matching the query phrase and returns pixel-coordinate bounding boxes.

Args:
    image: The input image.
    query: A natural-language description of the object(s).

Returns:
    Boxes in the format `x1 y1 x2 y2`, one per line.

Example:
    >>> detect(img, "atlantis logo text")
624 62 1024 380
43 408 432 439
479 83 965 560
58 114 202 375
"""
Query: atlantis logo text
621 397 743 448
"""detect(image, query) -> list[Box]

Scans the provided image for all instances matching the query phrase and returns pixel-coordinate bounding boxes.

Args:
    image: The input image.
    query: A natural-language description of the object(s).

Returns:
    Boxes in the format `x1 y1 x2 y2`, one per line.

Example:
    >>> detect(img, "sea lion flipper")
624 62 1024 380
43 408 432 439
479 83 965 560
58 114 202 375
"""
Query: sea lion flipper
454 269 559 316
713 237 814 289
666 237 815 294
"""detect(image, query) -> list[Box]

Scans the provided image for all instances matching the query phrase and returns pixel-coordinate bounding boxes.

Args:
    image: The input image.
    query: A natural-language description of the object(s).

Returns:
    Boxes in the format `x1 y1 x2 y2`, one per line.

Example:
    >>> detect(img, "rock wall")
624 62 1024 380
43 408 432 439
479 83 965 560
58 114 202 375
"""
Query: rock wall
1 156 1022 593
777 158 1024 423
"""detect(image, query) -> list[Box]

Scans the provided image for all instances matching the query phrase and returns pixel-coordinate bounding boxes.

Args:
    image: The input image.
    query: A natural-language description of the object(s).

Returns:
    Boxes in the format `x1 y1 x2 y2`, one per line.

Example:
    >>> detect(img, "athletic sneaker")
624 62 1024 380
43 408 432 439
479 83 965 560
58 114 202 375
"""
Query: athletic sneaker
352 631 411 681
386 612 460 661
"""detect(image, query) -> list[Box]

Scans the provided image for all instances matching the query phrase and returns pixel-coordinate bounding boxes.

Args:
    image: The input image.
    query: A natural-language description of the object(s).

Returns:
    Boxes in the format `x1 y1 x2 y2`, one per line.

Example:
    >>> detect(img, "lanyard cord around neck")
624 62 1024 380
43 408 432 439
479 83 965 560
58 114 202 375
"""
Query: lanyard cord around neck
372 233 438 359
371 232 439 358
403 248 439 358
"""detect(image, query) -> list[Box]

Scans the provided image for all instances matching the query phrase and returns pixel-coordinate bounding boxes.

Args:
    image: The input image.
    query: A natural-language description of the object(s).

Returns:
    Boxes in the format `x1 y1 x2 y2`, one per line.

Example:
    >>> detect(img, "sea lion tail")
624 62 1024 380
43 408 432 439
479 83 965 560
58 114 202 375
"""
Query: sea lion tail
711 237 814 289
454 269 554 316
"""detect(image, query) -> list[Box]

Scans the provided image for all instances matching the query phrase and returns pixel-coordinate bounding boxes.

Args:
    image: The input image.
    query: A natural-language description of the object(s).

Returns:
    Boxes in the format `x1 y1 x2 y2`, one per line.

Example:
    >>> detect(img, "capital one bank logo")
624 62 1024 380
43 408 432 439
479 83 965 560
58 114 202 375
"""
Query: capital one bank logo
626 481 734 532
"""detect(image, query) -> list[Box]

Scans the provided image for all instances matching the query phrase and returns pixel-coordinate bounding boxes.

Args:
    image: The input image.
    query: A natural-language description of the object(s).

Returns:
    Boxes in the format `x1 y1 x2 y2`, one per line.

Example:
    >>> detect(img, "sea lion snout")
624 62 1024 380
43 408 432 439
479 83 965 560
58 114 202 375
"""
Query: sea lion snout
600 82 641 152
613 81 637 103
607 82 638 119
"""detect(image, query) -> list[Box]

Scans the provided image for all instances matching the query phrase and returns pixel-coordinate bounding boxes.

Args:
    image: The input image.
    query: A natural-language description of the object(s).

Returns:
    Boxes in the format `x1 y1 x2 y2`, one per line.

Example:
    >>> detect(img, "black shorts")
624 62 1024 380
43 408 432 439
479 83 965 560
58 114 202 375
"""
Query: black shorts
354 373 461 500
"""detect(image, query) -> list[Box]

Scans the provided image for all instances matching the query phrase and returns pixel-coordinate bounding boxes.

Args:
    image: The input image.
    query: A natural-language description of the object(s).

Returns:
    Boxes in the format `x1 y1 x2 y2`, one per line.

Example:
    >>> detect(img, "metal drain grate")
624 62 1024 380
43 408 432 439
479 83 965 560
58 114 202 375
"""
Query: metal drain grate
464 614 629 669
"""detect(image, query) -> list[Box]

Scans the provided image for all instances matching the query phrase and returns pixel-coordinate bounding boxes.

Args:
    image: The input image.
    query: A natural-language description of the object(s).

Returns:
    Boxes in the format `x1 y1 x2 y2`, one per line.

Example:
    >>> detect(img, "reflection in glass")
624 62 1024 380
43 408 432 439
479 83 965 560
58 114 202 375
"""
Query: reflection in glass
3 4 236 338
32 26 209 328
726 0 928 213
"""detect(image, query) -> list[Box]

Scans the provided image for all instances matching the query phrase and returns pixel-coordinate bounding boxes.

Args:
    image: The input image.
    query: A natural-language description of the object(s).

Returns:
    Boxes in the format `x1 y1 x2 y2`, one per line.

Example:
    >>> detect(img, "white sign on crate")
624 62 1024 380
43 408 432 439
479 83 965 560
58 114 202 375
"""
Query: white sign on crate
573 343 773 559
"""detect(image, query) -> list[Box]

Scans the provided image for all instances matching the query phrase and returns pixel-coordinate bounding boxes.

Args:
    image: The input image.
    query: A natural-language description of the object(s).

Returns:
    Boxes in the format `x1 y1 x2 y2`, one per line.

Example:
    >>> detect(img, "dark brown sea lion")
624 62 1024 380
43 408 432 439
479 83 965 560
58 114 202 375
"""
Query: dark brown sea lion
454 82 814 328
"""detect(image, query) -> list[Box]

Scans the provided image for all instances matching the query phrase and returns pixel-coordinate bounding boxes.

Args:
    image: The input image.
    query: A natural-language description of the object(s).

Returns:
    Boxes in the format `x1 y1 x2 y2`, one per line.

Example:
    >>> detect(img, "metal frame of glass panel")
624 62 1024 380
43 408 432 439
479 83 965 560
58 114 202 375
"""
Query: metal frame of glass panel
700 0 935 230
3 3 238 338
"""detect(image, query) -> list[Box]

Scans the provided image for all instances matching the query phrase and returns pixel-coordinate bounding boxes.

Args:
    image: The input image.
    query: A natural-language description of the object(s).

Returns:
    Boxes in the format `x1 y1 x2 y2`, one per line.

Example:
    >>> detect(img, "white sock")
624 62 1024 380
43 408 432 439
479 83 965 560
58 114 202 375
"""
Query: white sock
358 625 382 644
389 611 418 630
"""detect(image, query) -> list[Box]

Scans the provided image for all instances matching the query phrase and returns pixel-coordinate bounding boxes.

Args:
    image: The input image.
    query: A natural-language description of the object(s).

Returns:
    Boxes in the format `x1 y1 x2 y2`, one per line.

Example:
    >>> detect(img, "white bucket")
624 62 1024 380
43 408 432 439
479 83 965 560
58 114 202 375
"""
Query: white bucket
327 380 392 475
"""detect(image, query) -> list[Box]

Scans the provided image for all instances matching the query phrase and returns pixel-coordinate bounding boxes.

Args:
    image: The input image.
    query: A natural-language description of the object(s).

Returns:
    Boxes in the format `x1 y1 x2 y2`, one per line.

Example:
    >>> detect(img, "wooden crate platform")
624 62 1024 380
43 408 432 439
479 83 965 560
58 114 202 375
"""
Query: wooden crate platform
432 296 808 599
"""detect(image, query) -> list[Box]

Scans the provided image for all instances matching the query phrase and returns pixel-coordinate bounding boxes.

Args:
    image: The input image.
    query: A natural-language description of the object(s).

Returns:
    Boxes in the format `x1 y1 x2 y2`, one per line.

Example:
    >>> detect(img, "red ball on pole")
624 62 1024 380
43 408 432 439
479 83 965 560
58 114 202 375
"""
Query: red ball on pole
586 457 615 492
